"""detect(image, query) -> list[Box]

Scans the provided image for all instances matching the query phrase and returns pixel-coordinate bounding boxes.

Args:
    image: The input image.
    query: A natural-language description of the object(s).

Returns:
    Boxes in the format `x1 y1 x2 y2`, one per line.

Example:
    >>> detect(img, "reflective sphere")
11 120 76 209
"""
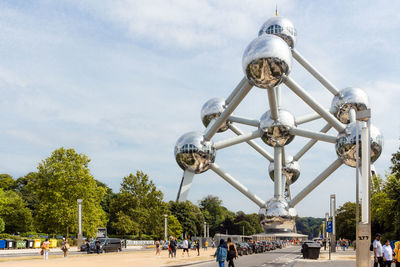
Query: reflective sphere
336 122 383 167
259 197 297 233
269 155 301 184
200 98 228 132
174 132 216 174
258 17 297 48
242 34 292 89
330 87 370 124
259 109 296 147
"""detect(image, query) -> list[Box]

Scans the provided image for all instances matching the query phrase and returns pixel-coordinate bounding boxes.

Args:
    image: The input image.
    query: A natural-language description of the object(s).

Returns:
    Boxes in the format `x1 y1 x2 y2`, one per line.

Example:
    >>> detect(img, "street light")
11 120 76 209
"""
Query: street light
204 222 207 238
77 199 83 249
164 214 168 241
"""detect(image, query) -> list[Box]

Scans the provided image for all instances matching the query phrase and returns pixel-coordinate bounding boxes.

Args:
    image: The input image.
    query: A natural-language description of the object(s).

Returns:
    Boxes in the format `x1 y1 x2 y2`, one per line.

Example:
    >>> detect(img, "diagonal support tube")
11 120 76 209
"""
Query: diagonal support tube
214 129 263 150
295 113 321 125
289 158 343 207
210 163 266 208
228 116 259 127
291 48 340 96
289 128 337 143
225 77 249 105
293 124 332 161
176 170 195 202
283 75 346 132
229 125 273 161
204 79 252 141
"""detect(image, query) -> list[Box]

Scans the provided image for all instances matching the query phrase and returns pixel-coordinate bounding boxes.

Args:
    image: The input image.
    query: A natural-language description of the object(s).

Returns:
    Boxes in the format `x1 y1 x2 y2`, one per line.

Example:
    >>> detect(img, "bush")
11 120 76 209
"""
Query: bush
0 233 10 239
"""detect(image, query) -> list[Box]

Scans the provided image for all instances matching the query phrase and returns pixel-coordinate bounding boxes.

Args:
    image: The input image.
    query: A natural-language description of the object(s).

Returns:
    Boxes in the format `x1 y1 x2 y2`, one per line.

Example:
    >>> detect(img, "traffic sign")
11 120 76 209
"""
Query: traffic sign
327 220 333 233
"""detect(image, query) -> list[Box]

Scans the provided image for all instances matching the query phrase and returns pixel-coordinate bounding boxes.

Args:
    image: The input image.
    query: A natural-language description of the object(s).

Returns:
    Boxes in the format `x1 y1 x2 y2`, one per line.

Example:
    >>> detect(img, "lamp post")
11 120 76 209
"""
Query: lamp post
355 108 372 267
204 222 207 238
164 214 168 241
77 199 83 249
330 194 336 253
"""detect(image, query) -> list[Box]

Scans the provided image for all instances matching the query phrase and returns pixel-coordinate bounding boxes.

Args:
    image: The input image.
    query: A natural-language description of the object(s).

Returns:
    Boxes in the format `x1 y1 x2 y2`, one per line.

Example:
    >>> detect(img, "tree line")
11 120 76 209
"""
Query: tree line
0 147 263 239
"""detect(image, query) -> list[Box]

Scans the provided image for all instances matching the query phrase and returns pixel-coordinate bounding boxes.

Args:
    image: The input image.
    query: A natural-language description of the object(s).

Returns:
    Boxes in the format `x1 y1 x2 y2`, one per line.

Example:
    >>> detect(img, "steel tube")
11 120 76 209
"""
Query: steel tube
267 87 279 120
289 158 343 207
210 163 266 208
361 124 369 223
214 129 262 150
295 113 321 125
283 75 346 132
225 77 248 105
274 147 283 198
293 124 332 161
289 128 337 143
276 85 282 107
204 79 252 141
176 170 195 202
229 125 273 161
228 116 259 127
291 48 340 96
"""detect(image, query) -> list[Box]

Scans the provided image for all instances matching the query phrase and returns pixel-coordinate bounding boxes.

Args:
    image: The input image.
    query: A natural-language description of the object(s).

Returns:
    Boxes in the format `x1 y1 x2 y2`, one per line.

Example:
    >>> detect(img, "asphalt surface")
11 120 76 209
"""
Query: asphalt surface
192 246 357 267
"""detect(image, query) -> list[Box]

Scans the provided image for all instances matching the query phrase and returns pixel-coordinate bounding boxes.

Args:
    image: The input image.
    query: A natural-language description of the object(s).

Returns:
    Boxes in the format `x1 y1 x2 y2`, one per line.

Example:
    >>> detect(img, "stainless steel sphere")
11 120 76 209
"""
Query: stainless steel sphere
269 155 301 184
330 87 370 124
336 122 383 167
259 197 297 233
200 98 228 132
242 34 292 89
174 132 216 174
258 17 297 48
259 109 296 147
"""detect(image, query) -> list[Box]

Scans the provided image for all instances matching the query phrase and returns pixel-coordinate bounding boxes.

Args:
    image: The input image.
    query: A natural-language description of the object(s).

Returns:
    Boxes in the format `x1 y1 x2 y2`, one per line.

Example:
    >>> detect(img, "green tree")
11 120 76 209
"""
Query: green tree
109 171 167 239
199 195 234 236
31 147 107 237
335 202 358 240
0 189 33 233
0 217 4 233
167 215 183 238
0 174 15 190
169 200 204 237
12 172 39 213
296 217 324 238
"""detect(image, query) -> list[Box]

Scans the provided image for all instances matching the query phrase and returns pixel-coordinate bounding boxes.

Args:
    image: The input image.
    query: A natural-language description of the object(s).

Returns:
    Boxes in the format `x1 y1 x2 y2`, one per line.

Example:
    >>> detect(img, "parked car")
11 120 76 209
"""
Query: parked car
90 238 122 253
162 241 169 250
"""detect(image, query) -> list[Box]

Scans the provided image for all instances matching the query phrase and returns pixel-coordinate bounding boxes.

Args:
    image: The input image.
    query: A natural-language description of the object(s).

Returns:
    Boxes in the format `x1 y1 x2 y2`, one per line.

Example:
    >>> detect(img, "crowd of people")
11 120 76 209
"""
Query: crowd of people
372 233 400 267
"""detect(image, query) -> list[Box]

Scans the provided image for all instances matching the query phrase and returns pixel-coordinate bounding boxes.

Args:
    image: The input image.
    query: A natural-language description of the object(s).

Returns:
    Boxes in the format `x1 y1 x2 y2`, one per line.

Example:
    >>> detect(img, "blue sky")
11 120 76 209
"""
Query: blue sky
0 0 399 217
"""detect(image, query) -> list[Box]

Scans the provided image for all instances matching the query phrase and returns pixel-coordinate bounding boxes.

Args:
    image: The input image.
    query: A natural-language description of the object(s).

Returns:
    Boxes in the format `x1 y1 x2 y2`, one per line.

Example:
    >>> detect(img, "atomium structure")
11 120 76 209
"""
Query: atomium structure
174 16 383 233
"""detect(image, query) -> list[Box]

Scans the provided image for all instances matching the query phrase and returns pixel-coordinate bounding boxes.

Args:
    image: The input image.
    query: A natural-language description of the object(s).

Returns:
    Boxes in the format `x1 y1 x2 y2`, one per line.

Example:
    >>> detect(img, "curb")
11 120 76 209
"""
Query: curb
163 259 214 267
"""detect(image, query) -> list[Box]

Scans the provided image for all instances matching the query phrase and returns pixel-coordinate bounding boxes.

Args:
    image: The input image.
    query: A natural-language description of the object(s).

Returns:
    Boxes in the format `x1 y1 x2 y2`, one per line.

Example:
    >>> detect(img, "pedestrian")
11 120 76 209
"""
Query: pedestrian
226 237 238 267
383 240 393 267
204 240 208 251
155 240 161 256
394 241 400 267
95 239 101 254
341 239 346 251
196 240 200 256
170 237 177 258
182 238 189 257
373 233 384 267
168 240 173 258
41 238 51 260
85 240 91 254
61 238 69 257
214 239 228 267
212 240 215 248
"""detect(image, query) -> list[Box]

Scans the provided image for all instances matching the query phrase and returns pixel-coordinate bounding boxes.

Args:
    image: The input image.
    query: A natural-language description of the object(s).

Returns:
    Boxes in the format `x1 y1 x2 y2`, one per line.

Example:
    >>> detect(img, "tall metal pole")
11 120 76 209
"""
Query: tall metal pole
204 222 207 238
164 214 168 241
325 212 329 251
77 199 83 249
355 119 360 225
330 194 336 253
274 147 283 198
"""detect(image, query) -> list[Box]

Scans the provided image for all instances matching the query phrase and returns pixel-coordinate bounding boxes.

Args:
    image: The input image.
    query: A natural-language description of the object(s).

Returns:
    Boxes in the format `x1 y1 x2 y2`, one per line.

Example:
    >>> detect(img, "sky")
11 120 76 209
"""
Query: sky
0 0 399 217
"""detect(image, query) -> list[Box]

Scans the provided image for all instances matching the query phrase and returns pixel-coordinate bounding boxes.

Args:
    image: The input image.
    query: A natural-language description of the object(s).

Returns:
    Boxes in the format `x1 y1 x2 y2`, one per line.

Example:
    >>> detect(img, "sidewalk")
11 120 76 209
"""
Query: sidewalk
294 247 356 266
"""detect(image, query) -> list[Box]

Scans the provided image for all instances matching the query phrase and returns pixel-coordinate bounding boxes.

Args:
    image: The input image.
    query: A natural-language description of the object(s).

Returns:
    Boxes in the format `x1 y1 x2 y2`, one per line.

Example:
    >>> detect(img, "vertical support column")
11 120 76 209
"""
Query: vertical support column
77 199 83 249
164 214 168 241
176 170 195 202
207 223 209 238
274 147 283 198
330 194 336 253
204 222 207 238
361 125 369 223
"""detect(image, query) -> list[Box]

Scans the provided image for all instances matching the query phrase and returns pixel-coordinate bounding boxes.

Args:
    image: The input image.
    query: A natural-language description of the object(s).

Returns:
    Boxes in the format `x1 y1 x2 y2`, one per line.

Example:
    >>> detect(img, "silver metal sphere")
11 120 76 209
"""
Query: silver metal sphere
174 132 216 174
258 17 297 48
242 34 292 89
259 109 296 147
330 87 370 124
200 98 228 132
259 197 297 233
269 155 301 184
336 122 383 167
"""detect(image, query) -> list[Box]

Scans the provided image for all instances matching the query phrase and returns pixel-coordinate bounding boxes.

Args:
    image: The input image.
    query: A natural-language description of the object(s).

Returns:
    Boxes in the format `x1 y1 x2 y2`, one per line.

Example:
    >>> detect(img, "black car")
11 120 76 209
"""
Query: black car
90 238 122 253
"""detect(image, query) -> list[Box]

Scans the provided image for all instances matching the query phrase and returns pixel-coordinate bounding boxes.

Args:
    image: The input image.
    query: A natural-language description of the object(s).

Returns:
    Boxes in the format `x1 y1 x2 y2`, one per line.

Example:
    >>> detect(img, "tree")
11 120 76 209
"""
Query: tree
335 202 358 240
0 217 4 233
167 215 183 238
31 147 107 237
0 189 33 233
233 212 263 235
199 195 234 236
0 174 15 190
109 171 167 239
12 172 39 214
296 217 324 239
169 200 204 237
390 145 400 178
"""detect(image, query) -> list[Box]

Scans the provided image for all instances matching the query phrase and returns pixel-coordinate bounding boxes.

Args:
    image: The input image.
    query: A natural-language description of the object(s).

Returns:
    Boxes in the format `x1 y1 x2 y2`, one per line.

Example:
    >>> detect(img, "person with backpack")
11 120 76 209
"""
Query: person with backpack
61 238 69 257
214 239 228 267
170 237 177 258
41 238 51 260
226 237 238 267
393 241 400 267
373 233 384 267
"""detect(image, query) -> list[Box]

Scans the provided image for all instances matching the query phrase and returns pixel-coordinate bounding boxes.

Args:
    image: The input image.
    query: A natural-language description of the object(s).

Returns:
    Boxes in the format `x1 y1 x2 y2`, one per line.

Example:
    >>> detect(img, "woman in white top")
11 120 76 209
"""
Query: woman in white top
383 240 393 267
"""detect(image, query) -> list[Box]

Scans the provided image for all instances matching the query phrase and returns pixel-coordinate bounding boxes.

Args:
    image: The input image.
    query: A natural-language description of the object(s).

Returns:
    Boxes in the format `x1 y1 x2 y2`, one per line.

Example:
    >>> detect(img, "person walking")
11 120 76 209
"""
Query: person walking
61 238 69 257
373 233 384 267
182 238 189 257
226 237 238 267
204 240 208 251
41 238 51 260
155 240 161 256
383 240 393 267
85 240 91 254
394 241 400 267
196 240 200 256
170 237 177 258
214 239 228 267
95 239 101 254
